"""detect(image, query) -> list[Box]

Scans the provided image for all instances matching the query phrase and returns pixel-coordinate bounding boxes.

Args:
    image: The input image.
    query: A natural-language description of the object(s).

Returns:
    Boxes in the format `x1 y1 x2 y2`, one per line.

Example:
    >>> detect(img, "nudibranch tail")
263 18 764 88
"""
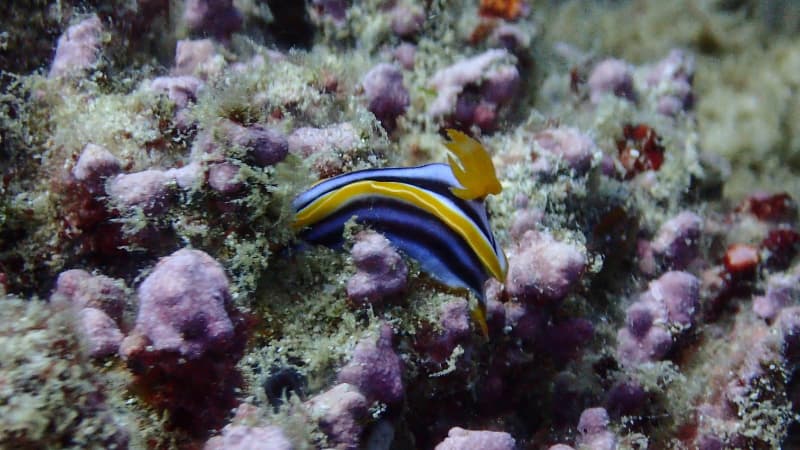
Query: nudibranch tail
471 304 490 339
443 129 502 200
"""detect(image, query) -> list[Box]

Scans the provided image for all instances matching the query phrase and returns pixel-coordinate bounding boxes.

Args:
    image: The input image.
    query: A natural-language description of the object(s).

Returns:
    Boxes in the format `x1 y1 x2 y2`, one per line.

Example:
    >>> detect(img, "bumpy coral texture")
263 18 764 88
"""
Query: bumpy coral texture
346 231 408 306
3 0 800 448
121 248 248 436
49 15 103 78
434 427 516 450
0 298 129 448
306 383 368 450
125 248 234 359
505 230 587 305
337 324 404 405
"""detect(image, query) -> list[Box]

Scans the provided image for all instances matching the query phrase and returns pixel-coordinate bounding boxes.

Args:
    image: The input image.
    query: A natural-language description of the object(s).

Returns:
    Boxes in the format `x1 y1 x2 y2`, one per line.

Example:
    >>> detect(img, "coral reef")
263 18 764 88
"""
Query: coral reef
120 248 249 436
434 427 516 450
1 0 800 448
0 297 130 448
48 15 105 79
346 231 408 306
306 383 369 449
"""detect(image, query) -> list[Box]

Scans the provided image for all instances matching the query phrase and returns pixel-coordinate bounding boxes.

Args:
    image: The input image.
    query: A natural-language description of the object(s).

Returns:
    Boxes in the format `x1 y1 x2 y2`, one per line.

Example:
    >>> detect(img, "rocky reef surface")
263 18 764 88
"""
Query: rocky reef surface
1 0 799 448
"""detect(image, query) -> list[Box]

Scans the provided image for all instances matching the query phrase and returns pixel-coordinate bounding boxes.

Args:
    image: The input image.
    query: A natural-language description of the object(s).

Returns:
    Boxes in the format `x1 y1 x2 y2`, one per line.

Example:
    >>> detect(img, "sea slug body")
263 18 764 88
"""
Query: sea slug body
293 130 506 332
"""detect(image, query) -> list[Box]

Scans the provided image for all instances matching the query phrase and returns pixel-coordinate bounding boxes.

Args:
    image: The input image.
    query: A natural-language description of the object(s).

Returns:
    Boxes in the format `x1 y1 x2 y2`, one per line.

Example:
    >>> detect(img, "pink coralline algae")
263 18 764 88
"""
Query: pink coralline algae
337 324 404 405
148 75 204 126
509 207 544 242
106 164 201 213
76 307 124 359
172 39 220 79
429 50 513 115
416 299 473 362
693 306 800 448
288 122 360 177
645 49 695 116
604 380 648 418
576 407 617 450
149 75 204 109
72 143 122 195
439 299 472 344
616 271 700 366
393 43 417 70
501 299 593 364
183 0 243 40
346 231 408 306
505 230 587 305
433 427 516 450
488 23 530 52
587 58 636 104
224 121 290 167
533 127 597 175
361 63 410 133
51 269 127 358
106 169 174 212
204 425 293 450
122 248 234 359
650 211 703 271
389 1 425 38
753 265 800 321
120 248 248 435
204 403 293 450
306 383 369 450
503 301 544 341
49 15 104 78
52 269 127 322
208 162 244 195
428 49 520 131
547 408 619 450
192 120 289 170
484 285 507 332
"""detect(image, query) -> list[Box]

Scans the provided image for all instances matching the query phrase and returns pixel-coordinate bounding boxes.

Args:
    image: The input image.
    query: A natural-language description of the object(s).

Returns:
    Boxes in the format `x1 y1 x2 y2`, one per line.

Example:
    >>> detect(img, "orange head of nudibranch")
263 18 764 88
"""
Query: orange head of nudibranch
443 129 502 201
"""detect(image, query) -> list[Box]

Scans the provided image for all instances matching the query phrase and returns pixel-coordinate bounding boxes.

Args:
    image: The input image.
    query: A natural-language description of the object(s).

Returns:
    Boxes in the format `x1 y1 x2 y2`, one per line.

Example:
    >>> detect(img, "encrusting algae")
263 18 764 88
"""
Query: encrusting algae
1 0 799 448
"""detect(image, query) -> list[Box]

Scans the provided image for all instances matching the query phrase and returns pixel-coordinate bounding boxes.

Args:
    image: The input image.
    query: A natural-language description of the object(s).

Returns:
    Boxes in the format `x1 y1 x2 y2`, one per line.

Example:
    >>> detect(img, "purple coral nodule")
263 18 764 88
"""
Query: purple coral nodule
49 15 104 78
346 231 408 306
125 248 234 359
361 63 410 133
434 427 516 450
337 324 404 405
120 248 247 436
505 230 587 305
651 211 703 271
587 58 636 104
616 271 699 367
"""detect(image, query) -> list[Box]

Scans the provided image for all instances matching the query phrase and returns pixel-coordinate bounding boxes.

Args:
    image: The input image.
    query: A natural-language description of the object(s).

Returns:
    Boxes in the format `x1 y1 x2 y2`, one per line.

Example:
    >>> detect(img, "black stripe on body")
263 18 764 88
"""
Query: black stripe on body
299 197 488 298
293 164 497 250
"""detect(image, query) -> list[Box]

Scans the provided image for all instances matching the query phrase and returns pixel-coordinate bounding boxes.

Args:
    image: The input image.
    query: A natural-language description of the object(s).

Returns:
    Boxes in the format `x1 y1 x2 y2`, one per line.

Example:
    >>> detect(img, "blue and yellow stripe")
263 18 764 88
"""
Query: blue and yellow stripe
292 130 507 333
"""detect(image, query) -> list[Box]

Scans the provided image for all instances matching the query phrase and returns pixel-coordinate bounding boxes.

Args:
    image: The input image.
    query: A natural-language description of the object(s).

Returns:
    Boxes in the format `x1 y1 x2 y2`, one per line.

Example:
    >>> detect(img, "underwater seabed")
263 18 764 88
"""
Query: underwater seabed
1 0 799 448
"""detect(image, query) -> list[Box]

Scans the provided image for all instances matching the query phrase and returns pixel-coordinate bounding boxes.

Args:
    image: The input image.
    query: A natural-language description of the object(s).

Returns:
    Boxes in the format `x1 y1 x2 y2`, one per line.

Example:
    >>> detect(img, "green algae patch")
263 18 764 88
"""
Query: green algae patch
0 296 130 448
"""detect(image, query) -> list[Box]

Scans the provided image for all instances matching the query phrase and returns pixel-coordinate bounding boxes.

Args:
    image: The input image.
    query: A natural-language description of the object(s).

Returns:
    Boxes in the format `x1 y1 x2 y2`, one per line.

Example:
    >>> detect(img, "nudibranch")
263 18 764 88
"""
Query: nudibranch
292 129 507 336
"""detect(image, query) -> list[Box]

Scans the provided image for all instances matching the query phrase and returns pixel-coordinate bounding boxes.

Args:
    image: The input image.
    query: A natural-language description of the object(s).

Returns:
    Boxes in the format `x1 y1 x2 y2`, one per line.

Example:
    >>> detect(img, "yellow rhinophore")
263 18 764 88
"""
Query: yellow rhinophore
443 129 502 200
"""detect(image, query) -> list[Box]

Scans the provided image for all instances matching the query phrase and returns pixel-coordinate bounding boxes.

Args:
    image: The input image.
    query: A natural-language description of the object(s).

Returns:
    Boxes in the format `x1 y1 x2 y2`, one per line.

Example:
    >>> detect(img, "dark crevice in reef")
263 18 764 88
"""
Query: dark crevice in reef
264 0 315 50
